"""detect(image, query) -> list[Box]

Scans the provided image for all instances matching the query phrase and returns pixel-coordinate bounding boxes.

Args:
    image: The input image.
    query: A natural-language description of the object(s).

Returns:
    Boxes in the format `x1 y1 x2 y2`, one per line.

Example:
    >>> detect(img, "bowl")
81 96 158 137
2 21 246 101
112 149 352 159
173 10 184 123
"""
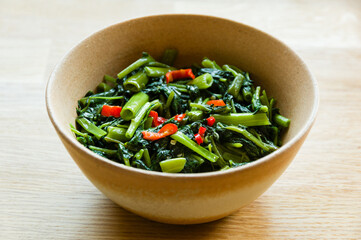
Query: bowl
46 14 318 224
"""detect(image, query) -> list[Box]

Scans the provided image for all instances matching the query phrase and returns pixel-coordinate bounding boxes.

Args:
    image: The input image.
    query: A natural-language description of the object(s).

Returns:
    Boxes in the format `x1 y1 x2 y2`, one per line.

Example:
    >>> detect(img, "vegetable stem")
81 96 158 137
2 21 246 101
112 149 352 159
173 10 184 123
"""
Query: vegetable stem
103 74 117 83
143 148 151 167
209 136 227 168
76 118 107 139
171 131 219 163
89 146 117 155
252 86 268 113
273 113 291 128
227 74 244 98
96 82 111 93
201 58 222 70
187 73 213 89
123 71 149 92
159 158 186 173
225 126 278 152
212 113 271 127
106 126 128 142
121 92 150 120
144 66 172 77
117 52 155 79
126 100 157 139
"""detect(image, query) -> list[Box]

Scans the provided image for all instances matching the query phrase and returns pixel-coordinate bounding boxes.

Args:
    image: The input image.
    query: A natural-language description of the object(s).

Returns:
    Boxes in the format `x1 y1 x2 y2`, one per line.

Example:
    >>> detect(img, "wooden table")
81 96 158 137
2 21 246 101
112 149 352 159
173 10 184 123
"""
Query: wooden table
1 0 360 239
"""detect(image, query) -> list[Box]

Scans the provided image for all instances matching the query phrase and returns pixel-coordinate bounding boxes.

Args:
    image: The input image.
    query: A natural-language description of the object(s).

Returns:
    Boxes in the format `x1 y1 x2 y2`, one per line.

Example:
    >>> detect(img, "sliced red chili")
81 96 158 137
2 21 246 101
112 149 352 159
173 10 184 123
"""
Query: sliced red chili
207 116 216 127
198 126 207 137
149 110 159 127
101 105 122 118
174 113 186 122
158 123 178 135
142 123 178 141
206 100 226 107
194 133 203 145
157 117 167 125
165 72 173 84
166 69 195 83
148 111 168 127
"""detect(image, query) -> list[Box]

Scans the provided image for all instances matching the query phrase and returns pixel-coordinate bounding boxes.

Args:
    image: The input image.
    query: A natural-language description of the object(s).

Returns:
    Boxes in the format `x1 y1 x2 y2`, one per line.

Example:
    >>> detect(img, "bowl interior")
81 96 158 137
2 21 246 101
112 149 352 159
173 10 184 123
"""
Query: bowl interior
47 14 317 166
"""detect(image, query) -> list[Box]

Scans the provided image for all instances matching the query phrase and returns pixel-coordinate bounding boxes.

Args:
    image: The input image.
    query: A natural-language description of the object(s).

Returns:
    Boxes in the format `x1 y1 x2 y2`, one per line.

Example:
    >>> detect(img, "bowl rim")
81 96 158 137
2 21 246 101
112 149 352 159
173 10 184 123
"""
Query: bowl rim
46 13 319 180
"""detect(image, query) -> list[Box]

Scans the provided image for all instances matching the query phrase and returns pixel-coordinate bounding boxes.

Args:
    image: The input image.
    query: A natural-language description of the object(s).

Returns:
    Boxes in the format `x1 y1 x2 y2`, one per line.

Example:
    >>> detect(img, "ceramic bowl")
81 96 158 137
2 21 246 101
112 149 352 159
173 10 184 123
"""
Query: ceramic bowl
46 14 318 224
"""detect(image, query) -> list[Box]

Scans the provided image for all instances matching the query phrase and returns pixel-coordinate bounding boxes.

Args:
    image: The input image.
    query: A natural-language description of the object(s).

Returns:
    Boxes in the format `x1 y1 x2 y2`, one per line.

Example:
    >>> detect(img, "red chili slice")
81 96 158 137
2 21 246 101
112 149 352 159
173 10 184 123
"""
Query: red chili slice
142 123 178 141
166 69 195 84
149 110 159 127
198 126 207 137
194 133 203 145
149 111 167 127
157 117 167 125
207 116 216 127
206 100 226 107
174 113 186 122
101 105 122 118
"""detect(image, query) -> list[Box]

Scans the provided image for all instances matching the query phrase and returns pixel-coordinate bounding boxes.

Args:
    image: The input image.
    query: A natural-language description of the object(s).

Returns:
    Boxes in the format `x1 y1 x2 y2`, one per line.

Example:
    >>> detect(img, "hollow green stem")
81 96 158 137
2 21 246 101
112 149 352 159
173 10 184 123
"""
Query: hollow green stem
189 103 211 112
125 101 154 139
209 136 227 168
186 110 203 122
252 86 268 113
189 154 205 165
79 96 124 107
273 113 291 128
106 126 128 142
159 158 186 173
117 52 155 79
134 149 144 160
144 117 153 129
70 124 87 137
168 83 187 89
242 86 253 102
103 74 117 83
224 142 243 148
96 82 111 93
223 152 248 163
118 142 132 166
269 98 275 124
227 74 244 98
89 146 117 155
76 118 106 139
212 113 271 127
187 73 213 89
121 92 149 120
230 99 237 113
147 61 175 68
225 126 278 151
165 90 175 110
217 144 250 162
171 131 219 163
228 65 244 74
123 71 149 92
144 66 172 77
222 64 238 77
143 148 151 167
201 58 222 70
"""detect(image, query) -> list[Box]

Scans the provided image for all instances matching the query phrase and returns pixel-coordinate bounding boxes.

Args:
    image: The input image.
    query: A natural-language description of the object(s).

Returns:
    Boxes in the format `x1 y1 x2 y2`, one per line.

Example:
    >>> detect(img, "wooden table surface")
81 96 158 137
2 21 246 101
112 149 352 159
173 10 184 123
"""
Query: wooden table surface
1 0 360 239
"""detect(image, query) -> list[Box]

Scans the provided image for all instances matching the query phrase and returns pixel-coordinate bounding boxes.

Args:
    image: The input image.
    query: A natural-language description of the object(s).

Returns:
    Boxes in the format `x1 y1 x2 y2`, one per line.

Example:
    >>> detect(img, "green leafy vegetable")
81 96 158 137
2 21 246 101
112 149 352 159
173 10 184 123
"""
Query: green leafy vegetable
72 50 290 173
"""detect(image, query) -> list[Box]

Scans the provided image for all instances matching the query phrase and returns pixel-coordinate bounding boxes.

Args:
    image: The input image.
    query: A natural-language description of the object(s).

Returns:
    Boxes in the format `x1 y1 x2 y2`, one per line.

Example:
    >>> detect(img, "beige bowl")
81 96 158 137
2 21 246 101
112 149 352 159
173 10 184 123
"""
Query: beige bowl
46 14 318 224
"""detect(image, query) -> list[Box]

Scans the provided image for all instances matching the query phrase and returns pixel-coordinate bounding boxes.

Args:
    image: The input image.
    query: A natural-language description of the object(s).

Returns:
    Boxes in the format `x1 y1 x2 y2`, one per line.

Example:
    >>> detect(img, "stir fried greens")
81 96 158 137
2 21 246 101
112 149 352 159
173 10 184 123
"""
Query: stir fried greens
71 50 291 173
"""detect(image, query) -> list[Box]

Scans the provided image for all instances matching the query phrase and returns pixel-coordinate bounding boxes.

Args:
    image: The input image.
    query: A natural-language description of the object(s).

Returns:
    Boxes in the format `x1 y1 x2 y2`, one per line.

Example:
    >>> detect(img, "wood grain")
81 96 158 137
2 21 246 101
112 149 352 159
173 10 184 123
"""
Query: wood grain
0 0 360 239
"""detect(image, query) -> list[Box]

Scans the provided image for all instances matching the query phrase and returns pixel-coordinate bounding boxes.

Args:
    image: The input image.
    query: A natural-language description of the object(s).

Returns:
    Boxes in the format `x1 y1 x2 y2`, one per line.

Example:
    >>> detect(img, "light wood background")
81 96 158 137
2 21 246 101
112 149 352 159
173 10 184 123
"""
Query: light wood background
1 0 360 239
